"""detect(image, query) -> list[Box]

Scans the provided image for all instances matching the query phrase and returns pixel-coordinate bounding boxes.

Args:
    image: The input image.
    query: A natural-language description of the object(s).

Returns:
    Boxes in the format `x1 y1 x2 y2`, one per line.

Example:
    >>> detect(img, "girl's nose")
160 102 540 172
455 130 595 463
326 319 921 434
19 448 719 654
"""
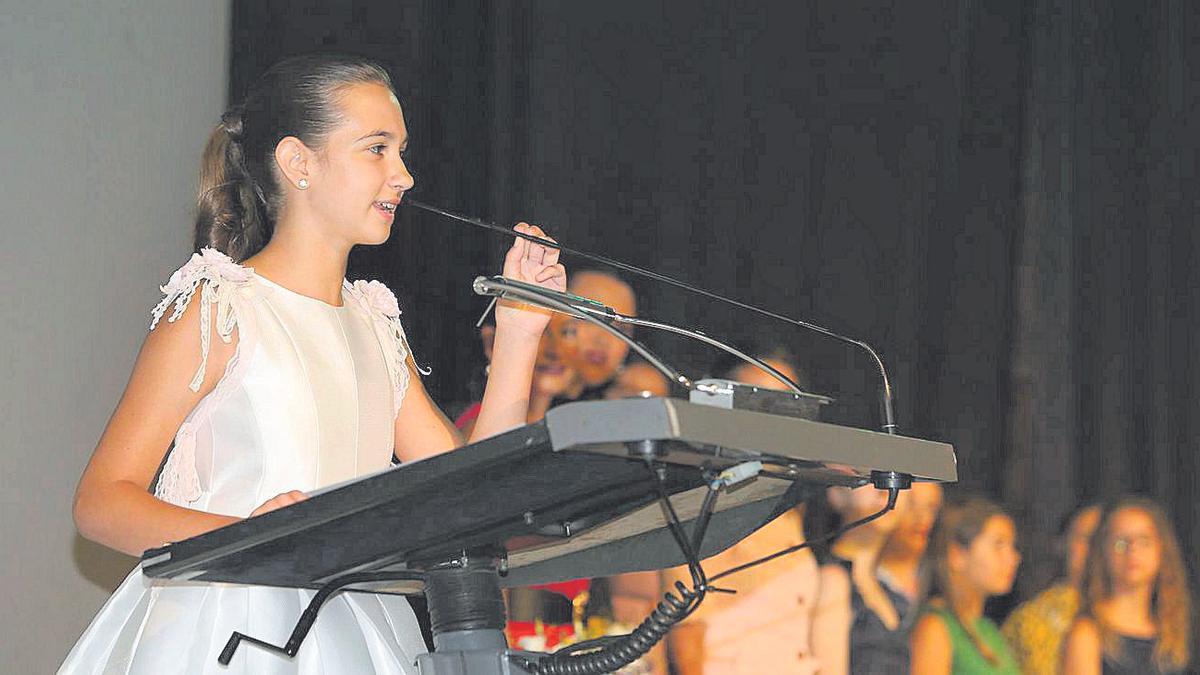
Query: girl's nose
391 157 415 192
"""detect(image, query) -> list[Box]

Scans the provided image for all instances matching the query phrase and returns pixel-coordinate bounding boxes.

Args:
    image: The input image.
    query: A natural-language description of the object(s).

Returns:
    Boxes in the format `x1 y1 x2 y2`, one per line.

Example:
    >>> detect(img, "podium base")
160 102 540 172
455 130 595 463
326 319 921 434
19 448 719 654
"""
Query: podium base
416 630 537 675
417 556 541 674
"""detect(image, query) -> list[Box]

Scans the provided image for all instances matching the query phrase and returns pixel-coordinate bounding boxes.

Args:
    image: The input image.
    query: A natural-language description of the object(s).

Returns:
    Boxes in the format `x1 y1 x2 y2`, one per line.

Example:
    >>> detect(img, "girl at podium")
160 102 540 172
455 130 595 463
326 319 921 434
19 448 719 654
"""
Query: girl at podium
61 53 565 674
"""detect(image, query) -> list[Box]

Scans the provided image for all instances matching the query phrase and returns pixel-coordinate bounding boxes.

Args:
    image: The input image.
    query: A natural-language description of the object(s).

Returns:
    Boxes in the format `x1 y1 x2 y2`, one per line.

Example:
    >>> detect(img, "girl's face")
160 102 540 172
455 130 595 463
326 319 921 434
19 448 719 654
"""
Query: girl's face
1104 507 1162 591
550 272 636 387
889 482 944 556
304 83 414 248
958 515 1021 597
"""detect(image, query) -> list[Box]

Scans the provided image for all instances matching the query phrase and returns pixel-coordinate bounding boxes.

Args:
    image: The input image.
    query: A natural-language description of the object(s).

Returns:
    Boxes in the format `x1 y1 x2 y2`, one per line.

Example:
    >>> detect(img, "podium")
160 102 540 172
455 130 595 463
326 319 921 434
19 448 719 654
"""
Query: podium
141 397 956 673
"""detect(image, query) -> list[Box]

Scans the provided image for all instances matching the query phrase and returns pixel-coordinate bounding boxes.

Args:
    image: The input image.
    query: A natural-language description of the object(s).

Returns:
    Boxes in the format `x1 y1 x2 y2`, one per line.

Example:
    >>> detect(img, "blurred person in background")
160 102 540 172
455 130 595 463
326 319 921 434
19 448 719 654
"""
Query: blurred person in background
910 496 1021 675
549 269 636 401
666 349 823 674
808 481 911 674
454 318 577 436
604 358 670 400
1000 502 1100 675
879 482 945 605
1061 497 1191 675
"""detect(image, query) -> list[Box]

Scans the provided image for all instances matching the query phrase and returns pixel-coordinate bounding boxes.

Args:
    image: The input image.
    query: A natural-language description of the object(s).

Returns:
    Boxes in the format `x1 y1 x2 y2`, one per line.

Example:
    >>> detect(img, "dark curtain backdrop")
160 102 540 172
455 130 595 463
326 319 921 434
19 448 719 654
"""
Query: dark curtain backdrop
232 0 1199 643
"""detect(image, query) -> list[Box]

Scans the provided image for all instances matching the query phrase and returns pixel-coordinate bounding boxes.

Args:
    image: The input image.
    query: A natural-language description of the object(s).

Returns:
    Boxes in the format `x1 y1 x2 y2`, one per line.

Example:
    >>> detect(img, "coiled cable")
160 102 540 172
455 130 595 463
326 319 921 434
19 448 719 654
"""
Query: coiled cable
516 464 709 674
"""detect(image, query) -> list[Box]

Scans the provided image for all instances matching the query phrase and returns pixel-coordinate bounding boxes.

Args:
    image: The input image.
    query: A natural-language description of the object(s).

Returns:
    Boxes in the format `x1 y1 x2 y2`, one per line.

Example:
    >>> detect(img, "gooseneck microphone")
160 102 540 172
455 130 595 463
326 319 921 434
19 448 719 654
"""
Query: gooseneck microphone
472 275 813 398
405 198 898 436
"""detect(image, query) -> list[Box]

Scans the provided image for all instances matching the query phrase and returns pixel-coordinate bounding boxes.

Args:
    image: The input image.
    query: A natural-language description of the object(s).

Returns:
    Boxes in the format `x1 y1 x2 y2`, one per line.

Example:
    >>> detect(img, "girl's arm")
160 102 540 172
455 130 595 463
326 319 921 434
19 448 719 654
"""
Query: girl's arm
810 564 852 675
393 223 564 461
469 223 564 441
73 297 297 557
1060 617 1103 675
909 612 953 675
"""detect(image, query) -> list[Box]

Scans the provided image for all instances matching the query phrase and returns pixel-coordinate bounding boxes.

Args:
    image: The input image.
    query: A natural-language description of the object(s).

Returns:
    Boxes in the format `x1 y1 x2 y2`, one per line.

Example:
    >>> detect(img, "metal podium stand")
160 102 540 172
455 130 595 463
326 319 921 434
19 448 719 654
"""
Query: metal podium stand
141 397 957 673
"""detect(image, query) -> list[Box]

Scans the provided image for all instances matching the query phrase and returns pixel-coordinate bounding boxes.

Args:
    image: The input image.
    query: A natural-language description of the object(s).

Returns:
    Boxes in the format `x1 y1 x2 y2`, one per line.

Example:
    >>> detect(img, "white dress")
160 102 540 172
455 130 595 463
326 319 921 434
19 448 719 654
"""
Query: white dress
60 249 428 674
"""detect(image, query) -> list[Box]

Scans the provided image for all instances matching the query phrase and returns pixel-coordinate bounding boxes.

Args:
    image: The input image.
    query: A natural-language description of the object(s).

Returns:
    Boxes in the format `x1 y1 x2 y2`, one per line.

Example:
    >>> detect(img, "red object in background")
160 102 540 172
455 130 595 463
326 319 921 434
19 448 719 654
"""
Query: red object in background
453 402 482 429
505 579 593 650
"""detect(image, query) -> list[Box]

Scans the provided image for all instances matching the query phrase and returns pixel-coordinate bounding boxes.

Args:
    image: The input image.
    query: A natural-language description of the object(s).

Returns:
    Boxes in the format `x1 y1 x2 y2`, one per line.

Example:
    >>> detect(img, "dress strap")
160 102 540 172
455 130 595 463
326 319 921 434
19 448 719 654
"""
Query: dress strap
149 248 253 392
345 279 424 415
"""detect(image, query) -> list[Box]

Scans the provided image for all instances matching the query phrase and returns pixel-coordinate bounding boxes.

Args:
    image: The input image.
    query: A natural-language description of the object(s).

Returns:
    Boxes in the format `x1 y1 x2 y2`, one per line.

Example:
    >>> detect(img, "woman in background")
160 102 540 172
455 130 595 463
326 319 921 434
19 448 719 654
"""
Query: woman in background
910 496 1021 675
808 482 910 674
1001 502 1101 675
1061 497 1191 675
667 351 820 674
879 482 945 604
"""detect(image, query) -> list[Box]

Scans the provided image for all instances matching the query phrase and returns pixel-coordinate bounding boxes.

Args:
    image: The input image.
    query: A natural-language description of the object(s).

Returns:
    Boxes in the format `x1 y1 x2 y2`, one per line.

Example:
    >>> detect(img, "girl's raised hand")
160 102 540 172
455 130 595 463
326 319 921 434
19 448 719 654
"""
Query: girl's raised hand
494 222 567 337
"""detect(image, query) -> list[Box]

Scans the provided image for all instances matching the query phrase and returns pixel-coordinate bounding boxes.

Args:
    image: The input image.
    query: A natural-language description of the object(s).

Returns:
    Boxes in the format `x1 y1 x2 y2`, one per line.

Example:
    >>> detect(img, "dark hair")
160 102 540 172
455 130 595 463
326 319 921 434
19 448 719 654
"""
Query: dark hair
194 53 395 261
1057 501 1100 537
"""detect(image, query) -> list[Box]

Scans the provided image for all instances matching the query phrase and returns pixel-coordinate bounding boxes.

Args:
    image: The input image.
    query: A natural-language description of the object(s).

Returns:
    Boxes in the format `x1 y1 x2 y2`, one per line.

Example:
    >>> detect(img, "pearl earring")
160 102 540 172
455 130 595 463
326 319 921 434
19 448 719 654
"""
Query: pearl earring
298 178 309 190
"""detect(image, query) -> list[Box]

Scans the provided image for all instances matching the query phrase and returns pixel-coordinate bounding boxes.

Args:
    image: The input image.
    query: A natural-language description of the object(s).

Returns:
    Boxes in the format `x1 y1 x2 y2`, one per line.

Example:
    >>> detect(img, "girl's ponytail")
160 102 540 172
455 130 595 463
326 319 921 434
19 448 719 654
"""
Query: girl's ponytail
193 109 271 262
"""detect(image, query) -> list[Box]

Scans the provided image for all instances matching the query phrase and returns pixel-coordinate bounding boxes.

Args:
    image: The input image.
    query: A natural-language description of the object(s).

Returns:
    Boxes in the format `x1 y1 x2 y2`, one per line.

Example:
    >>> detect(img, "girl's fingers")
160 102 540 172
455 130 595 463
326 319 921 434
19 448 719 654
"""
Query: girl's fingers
522 224 550 265
251 491 306 517
505 222 562 286
535 264 567 285
514 223 531 264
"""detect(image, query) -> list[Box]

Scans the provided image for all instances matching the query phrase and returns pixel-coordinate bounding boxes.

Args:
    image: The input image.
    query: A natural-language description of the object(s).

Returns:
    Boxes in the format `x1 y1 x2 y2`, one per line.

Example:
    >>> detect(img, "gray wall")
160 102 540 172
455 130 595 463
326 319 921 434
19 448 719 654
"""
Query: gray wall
0 2 229 670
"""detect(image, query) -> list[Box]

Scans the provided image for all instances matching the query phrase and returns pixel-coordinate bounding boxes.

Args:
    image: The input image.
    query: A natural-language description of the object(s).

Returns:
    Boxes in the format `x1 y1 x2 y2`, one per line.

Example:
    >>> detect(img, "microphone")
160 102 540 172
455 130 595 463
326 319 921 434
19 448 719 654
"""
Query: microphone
472 276 618 321
473 276 813 400
409 199 898 438
472 275 693 391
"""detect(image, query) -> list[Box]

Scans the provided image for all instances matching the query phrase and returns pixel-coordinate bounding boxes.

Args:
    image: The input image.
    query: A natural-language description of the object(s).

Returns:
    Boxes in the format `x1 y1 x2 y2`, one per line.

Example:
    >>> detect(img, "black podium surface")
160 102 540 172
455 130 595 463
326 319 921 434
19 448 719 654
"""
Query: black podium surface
141 398 957 591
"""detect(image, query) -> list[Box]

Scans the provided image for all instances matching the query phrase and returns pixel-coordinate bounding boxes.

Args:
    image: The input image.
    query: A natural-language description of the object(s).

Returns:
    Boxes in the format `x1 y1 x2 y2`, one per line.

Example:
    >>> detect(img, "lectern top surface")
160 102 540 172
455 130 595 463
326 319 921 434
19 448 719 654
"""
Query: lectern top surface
141 398 956 589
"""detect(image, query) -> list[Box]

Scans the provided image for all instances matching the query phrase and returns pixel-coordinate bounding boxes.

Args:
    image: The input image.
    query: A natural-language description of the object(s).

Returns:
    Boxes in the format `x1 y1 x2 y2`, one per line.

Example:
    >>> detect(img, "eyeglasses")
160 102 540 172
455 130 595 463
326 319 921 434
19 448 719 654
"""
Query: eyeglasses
1110 535 1157 554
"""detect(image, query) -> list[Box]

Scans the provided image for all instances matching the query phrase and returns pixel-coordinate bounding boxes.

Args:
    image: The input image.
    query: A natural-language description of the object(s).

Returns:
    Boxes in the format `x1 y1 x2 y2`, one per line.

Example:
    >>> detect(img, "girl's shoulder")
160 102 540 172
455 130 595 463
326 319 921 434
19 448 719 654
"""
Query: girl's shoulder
341 278 423 415
917 602 964 639
149 248 255 331
148 248 255 392
1065 614 1103 644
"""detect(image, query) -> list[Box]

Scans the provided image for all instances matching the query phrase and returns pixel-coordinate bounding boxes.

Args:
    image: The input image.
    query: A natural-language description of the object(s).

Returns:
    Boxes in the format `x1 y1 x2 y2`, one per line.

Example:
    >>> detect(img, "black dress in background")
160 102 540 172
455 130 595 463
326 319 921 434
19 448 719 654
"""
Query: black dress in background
1103 635 1181 675
817 552 915 675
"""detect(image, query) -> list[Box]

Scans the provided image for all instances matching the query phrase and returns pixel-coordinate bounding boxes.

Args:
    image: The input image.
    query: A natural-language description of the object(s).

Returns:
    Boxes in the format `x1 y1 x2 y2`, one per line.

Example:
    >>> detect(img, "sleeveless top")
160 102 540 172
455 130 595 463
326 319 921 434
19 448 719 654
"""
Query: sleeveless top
60 249 427 674
924 606 1020 675
1103 634 1179 675
816 551 914 674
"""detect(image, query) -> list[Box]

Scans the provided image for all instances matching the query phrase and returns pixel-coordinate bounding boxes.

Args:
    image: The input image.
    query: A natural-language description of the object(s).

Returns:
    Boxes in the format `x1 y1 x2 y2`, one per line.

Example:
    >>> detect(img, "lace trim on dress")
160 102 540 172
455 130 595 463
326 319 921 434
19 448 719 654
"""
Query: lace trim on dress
154 422 200 504
148 248 252 505
345 279 422 415
149 248 253 392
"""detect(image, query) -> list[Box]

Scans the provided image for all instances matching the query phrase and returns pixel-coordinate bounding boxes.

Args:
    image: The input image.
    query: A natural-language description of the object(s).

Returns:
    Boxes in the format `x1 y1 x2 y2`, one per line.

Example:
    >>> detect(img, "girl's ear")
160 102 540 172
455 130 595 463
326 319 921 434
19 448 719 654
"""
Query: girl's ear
946 541 967 573
273 136 313 190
